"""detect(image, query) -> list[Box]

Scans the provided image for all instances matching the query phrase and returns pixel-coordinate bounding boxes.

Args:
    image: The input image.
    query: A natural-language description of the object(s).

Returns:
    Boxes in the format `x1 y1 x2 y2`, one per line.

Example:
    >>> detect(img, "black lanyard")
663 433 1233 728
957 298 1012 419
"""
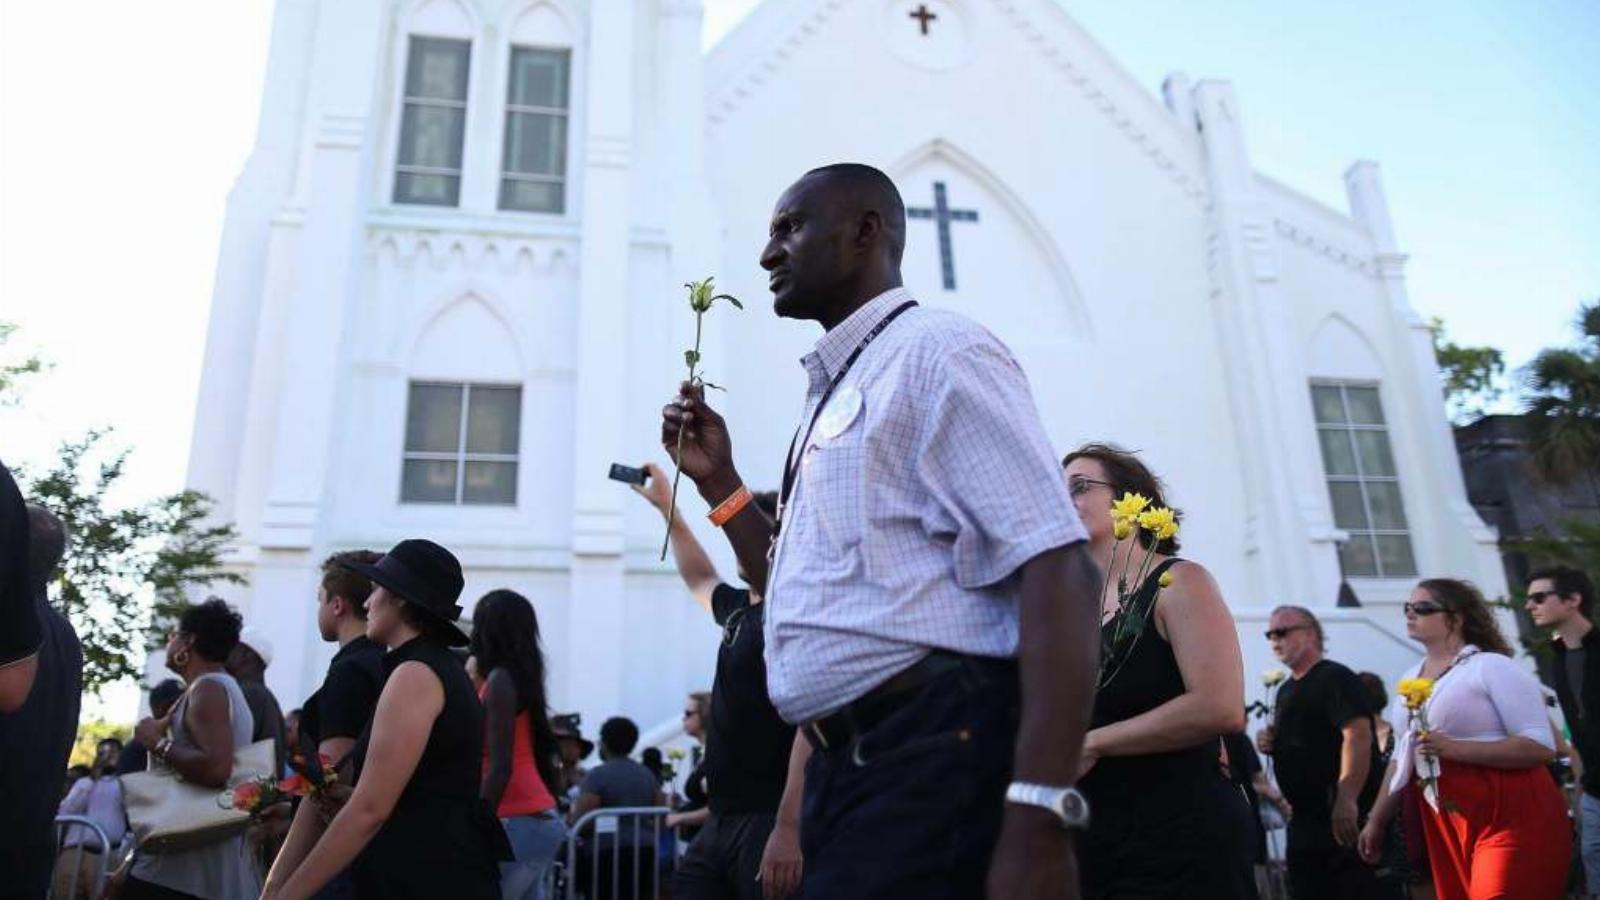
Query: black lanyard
773 300 917 538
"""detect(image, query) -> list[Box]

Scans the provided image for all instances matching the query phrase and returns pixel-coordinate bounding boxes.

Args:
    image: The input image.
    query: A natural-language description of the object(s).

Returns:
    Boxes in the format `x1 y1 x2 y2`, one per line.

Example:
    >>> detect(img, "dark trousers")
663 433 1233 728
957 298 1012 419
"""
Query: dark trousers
672 811 776 900
800 658 1019 900
1286 818 1396 900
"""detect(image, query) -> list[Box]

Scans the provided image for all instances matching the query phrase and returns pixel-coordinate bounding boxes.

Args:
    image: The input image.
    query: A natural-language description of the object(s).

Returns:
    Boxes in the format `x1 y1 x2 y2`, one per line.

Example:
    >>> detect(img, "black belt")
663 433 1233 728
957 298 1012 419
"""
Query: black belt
802 651 975 753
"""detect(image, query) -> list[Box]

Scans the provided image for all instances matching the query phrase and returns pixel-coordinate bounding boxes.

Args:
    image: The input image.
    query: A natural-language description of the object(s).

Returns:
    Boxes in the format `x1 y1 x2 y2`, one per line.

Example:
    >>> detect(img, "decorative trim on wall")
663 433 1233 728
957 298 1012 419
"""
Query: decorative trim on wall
1272 218 1378 277
315 112 368 149
366 226 579 275
707 0 849 127
706 0 1207 205
988 0 1208 205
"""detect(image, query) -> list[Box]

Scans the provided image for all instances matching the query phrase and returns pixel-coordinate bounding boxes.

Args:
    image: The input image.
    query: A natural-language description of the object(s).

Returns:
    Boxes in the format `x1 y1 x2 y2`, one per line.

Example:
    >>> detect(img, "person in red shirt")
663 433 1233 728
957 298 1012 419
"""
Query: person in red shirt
475 589 565 900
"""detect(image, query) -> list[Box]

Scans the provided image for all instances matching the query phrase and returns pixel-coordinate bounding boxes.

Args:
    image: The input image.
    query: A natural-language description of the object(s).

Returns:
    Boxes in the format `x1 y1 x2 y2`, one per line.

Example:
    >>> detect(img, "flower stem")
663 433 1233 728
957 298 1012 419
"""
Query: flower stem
662 312 704 560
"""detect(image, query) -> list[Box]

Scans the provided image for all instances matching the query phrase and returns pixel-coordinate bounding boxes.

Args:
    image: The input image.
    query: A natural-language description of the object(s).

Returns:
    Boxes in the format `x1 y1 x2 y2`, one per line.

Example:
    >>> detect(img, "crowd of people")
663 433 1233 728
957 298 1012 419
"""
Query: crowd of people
0 162 1592 900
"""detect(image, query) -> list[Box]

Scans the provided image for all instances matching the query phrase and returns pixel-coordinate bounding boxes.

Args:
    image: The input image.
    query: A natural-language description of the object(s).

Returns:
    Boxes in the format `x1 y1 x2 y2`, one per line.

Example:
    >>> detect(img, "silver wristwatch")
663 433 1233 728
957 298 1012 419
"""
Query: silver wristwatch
1005 782 1090 830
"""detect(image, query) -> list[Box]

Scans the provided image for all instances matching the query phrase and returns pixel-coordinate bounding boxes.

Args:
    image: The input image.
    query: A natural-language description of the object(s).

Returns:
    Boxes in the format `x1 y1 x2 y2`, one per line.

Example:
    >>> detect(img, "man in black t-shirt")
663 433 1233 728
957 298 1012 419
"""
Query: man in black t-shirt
299 550 386 775
264 551 386 899
0 461 42 713
633 464 805 900
1527 565 1600 895
0 502 83 900
1257 606 1389 900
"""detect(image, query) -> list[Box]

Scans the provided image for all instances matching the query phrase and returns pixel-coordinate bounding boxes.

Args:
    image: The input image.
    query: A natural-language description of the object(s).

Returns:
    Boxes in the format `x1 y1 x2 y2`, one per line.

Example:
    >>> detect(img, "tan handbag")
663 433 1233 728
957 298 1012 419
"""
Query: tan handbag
122 737 277 853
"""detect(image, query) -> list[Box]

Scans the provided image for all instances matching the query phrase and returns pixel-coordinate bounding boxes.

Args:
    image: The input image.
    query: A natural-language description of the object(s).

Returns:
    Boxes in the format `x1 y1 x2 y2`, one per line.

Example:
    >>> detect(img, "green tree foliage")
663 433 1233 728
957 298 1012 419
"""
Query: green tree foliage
69 719 134 768
21 431 245 691
1514 518 1600 583
1524 301 1600 488
0 321 47 404
1430 317 1507 425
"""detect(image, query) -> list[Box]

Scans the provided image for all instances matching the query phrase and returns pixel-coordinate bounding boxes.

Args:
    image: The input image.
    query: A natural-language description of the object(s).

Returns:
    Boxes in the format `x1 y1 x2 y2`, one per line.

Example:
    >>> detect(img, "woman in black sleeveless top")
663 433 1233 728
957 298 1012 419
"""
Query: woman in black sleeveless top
1063 445 1257 899
263 539 509 900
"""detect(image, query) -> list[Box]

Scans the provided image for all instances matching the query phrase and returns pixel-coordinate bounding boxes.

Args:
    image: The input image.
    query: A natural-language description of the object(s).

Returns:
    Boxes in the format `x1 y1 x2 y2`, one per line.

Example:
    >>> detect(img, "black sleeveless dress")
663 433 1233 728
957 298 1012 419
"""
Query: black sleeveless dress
1080 560 1258 900
349 636 510 899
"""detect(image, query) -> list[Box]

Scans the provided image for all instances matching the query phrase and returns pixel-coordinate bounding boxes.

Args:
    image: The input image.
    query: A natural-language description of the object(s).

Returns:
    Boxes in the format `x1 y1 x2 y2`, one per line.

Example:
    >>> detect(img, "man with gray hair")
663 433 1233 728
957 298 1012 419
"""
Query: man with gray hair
1256 605 1388 899
0 499 84 898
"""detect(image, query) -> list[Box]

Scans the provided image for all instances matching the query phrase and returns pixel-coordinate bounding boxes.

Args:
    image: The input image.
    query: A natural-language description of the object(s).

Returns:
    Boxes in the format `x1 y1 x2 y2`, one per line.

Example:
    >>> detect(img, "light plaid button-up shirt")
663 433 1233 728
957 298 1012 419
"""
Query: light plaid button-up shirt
764 288 1088 724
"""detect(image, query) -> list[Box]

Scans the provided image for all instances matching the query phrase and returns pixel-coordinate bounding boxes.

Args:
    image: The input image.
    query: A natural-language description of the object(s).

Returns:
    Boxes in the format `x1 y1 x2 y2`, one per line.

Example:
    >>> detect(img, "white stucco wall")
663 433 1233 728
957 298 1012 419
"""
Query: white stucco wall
185 0 1506 734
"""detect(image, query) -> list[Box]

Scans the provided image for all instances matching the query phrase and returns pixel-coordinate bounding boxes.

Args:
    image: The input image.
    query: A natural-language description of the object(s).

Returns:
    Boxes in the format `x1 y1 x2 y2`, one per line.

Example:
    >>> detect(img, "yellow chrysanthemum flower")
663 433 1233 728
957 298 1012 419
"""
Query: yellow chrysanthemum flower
1158 571 1175 588
1262 669 1286 687
1110 492 1150 522
1396 677 1434 711
1113 519 1133 541
1137 507 1179 541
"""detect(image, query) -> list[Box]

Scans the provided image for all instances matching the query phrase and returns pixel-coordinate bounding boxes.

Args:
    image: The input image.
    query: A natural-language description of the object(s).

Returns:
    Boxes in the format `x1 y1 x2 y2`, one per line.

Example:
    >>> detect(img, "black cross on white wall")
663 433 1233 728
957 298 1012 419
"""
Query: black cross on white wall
908 4 938 35
907 181 978 291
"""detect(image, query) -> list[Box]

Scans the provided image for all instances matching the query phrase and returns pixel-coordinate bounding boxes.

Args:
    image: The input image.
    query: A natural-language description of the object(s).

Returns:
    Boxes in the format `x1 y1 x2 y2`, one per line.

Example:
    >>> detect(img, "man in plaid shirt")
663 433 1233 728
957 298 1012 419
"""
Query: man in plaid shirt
662 163 1099 899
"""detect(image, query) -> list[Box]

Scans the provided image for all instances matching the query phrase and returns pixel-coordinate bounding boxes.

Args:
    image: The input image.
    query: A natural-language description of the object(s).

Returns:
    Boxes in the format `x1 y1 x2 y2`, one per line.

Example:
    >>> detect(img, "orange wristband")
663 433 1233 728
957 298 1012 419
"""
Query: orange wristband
708 485 753 527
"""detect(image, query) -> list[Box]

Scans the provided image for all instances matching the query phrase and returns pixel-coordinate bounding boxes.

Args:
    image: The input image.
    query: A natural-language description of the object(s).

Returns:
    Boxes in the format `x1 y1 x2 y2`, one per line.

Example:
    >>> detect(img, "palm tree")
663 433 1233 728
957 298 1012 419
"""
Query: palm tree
1524 301 1600 490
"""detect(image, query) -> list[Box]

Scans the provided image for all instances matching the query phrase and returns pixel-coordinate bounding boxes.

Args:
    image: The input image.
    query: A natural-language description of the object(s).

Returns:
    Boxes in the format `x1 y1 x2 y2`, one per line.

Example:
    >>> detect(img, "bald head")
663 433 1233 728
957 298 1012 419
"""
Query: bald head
763 163 908 327
801 163 907 265
25 504 67 589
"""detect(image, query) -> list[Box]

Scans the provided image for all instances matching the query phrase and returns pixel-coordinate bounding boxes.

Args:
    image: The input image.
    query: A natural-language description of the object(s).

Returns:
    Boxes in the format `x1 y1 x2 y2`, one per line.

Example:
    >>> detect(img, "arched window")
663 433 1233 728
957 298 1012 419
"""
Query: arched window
498 5 574 213
394 1 475 207
1307 317 1416 578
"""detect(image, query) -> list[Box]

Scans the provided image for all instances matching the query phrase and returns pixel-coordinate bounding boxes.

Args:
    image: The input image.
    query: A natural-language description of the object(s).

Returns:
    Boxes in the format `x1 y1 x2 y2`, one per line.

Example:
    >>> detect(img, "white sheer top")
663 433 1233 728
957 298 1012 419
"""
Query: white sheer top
1387 645 1555 791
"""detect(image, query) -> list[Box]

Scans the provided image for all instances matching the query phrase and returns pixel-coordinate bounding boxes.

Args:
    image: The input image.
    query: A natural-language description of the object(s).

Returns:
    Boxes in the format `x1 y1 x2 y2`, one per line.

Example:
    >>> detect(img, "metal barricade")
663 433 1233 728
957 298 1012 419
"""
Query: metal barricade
558 806 671 900
48 816 112 900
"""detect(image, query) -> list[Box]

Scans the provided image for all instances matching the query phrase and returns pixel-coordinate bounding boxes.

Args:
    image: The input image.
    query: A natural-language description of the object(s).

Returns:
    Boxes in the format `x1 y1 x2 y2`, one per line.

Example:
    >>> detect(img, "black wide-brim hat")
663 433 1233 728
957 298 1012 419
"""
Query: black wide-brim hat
339 538 469 646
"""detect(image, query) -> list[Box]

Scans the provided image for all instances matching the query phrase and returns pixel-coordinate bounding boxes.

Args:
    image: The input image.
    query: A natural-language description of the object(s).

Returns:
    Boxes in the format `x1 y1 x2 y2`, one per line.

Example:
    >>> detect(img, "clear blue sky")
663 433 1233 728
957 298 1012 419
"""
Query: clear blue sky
2 0 1595 505
1057 0 1600 374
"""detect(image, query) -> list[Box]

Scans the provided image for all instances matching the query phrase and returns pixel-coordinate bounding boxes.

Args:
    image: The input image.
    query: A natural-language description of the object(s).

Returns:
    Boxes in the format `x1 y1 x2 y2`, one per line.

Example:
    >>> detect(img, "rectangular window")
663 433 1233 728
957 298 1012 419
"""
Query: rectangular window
1310 383 1416 577
498 47 570 213
394 37 471 207
401 382 521 505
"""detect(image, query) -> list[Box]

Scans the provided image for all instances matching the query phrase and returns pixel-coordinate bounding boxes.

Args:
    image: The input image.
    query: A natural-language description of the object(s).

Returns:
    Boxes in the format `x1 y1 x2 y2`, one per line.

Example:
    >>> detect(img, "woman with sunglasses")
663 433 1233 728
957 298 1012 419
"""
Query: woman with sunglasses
1357 579 1569 899
1062 444 1256 899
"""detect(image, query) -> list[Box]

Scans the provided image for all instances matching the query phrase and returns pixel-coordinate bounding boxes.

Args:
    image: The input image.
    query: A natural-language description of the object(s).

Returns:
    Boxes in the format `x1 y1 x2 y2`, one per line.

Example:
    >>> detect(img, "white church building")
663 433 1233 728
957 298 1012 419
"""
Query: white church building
185 0 1506 732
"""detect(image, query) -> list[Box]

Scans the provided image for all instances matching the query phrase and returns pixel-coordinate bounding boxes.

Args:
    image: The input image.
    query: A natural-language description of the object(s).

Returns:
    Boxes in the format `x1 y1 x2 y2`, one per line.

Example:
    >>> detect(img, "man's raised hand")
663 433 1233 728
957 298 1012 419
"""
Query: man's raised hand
660 382 736 490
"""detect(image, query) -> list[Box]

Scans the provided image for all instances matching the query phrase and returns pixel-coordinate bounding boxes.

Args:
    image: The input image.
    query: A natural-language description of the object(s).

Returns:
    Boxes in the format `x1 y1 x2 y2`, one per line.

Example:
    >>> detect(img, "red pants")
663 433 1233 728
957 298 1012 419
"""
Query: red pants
1418 761 1571 899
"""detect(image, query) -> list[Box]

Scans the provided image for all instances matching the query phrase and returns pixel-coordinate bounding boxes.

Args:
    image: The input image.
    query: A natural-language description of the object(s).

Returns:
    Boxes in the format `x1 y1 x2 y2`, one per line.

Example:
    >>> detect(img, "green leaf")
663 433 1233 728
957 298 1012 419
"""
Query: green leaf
714 294 743 310
684 350 700 368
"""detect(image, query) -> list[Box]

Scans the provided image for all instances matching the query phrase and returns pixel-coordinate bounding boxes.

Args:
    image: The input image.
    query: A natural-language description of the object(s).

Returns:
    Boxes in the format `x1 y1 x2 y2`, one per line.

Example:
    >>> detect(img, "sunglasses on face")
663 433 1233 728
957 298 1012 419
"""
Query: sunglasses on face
1068 477 1113 498
1404 602 1445 617
1526 590 1563 605
1263 625 1310 641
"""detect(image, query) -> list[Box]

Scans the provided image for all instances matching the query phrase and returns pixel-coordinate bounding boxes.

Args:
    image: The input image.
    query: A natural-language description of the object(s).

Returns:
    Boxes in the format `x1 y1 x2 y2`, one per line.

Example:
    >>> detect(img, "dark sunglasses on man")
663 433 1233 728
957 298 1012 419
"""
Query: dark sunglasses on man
1526 590 1565 605
1263 625 1309 641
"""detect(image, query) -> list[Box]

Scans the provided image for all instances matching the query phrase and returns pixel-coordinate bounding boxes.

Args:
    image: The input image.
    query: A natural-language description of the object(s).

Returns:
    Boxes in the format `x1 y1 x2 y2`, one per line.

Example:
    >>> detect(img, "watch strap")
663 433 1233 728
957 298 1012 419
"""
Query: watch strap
1005 781 1090 830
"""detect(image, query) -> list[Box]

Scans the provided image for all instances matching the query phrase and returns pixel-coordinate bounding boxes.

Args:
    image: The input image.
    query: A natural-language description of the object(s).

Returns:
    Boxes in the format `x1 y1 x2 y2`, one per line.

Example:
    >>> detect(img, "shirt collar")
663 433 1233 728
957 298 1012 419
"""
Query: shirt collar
808 287 915 380
332 634 375 663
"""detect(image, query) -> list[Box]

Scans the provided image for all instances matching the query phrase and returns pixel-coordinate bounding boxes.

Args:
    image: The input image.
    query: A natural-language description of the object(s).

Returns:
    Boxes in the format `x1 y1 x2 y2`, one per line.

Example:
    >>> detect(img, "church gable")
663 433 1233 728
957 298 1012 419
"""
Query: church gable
887 138 1091 344
705 0 1209 205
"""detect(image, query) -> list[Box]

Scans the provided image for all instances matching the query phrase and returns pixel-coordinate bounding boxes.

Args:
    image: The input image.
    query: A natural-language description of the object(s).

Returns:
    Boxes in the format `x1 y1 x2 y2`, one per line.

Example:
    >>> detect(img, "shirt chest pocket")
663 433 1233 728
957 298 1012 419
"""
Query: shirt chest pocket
798 411 867 554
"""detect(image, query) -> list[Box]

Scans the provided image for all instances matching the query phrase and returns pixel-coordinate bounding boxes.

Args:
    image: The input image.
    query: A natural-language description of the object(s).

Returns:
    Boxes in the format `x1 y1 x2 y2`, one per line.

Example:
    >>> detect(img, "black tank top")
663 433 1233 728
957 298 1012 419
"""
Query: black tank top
350 636 509 899
1083 559 1216 793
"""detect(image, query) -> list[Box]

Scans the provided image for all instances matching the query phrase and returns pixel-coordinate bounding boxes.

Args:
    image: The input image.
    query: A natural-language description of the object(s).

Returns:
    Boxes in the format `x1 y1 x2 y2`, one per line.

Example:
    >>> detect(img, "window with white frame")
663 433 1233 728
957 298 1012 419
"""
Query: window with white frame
498 47 570 213
394 36 471 207
1310 382 1416 578
401 382 521 505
